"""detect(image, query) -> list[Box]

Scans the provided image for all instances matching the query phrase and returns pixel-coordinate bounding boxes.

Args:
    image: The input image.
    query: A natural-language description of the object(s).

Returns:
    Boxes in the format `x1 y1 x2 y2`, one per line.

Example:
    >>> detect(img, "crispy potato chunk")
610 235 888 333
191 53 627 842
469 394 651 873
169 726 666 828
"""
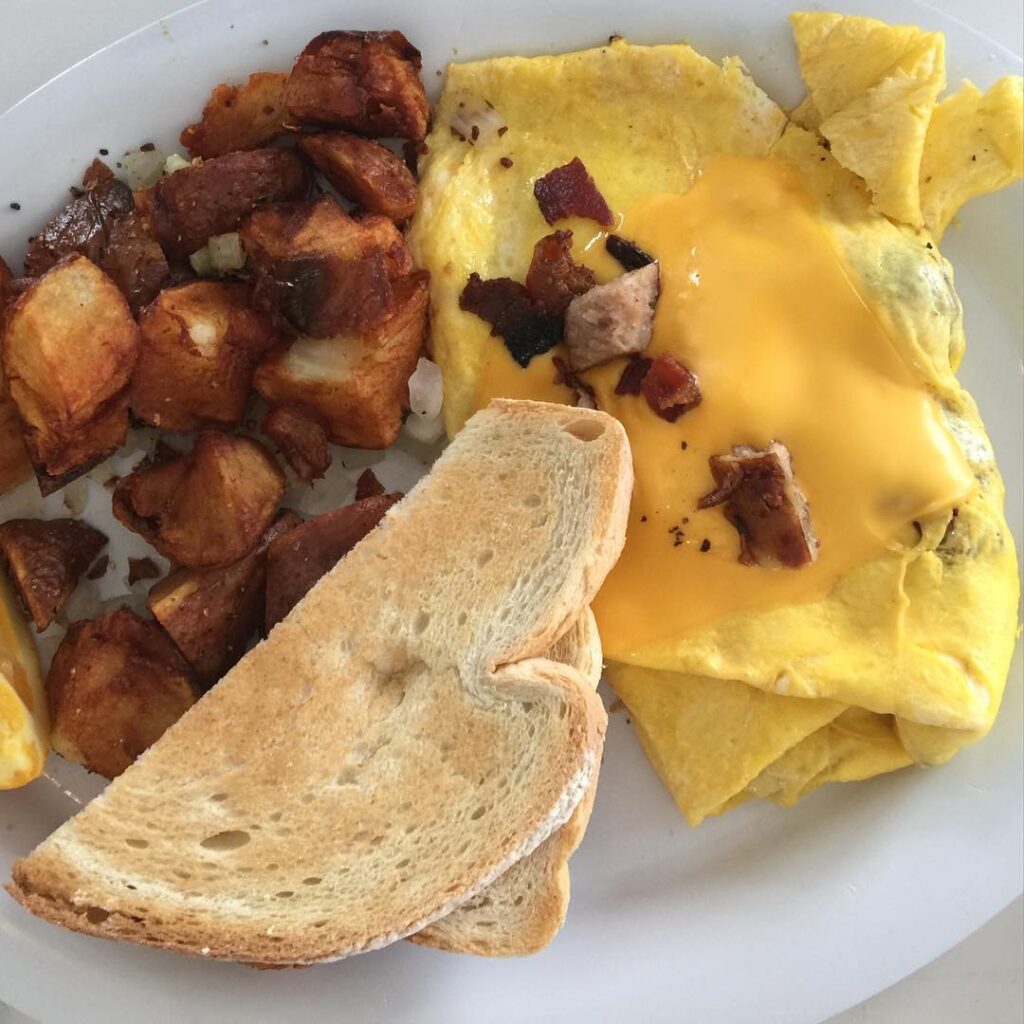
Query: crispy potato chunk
284 31 429 140
265 495 399 629
132 281 275 430
0 518 108 630
25 172 169 313
0 259 31 496
47 608 198 778
241 196 413 336
2 254 138 489
298 132 419 221
261 403 331 482
113 433 285 568
139 149 309 260
254 271 428 448
148 511 300 684
180 72 290 159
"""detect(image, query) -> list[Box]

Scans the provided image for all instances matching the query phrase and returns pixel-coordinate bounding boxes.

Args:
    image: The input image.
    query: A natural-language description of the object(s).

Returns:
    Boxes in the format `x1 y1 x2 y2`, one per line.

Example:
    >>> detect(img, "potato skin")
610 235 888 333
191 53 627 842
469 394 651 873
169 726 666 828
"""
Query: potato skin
113 433 285 568
261 404 331 482
0 518 108 631
148 511 301 685
254 271 429 449
284 30 429 140
131 281 275 431
265 494 399 629
48 608 199 779
2 254 138 484
180 72 290 159
298 132 419 222
140 149 309 260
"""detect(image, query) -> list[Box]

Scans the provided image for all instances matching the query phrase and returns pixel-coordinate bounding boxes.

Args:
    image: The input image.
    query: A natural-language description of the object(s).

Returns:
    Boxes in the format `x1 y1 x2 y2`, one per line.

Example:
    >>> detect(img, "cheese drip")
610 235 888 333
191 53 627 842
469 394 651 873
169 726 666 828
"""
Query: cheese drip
476 155 975 653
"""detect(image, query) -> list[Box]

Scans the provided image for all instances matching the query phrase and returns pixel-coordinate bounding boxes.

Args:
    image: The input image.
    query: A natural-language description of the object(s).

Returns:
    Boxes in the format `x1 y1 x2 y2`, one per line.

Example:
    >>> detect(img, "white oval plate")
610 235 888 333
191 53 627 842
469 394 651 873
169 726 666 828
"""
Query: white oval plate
0 2 1020 1022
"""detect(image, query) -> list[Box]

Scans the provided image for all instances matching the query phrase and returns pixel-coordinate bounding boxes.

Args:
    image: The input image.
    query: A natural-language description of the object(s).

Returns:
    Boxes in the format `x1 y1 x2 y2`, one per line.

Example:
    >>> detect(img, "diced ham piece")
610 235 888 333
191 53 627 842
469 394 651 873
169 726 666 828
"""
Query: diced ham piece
697 442 819 569
564 262 660 371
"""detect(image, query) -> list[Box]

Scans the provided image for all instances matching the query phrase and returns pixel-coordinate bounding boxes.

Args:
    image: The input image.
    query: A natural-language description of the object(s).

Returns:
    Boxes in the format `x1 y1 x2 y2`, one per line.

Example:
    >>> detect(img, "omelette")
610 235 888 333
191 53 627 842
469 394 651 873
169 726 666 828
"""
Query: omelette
409 13 1022 824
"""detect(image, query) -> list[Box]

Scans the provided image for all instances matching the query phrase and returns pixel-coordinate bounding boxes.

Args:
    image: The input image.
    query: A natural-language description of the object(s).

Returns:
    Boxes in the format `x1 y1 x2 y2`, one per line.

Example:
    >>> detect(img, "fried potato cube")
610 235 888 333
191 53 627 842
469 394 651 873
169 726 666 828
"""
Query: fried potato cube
261 403 331 482
0 518 108 630
139 149 309 260
131 281 275 430
0 259 32 496
298 131 419 221
180 72 290 159
25 173 169 314
253 271 428 448
47 608 198 778
284 31 429 140
241 196 414 336
2 254 138 488
265 495 399 629
113 433 285 568
148 511 301 685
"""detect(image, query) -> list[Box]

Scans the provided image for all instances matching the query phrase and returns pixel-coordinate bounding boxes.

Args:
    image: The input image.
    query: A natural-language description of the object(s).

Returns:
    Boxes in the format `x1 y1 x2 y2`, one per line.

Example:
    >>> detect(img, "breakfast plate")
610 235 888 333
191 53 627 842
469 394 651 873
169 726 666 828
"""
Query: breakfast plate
0 0 1020 1022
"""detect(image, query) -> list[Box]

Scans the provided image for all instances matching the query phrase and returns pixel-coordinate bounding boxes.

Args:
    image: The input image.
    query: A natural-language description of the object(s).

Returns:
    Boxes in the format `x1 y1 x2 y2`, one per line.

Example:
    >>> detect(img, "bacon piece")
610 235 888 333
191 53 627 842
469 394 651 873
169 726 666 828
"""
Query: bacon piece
459 273 562 368
606 233 655 271
615 355 653 396
284 31 429 141
525 230 596 316
264 494 401 629
355 467 385 500
180 72 290 159
564 262 659 371
641 354 701 421
0 519 108 630
298 131 419 222
534 158 613 227
262 403 331 482
697 442 818 568
140 149 309 260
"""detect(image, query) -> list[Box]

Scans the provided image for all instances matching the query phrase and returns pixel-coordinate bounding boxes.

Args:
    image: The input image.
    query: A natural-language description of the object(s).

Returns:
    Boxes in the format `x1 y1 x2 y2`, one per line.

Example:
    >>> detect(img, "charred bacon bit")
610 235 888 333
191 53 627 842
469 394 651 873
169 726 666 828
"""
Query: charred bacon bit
564 262 660 371
525 230 596 316
615 355 653 396
262 404 332 483
0 519 108 631
606 234 655 271
641 354 701 422
355 468 386 501
697 442 818 569
552 356 598 410
534 158 613 227
459 273 562 368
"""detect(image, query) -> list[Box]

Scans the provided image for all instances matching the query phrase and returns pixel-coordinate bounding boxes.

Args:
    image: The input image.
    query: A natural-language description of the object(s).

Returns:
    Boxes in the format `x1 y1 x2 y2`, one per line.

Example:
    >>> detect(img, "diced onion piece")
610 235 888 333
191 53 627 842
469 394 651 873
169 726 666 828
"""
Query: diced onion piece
189 245 214 277
163 153 191 175
207 232 246 273
407 357 443 419
123 147 168 189
403 411 446 445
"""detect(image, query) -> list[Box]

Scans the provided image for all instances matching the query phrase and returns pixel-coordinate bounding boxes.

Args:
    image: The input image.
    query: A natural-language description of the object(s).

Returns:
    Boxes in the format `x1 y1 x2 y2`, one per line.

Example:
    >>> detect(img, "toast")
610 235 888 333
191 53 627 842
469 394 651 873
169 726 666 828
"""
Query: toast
8 400 632 964
412 607 603 955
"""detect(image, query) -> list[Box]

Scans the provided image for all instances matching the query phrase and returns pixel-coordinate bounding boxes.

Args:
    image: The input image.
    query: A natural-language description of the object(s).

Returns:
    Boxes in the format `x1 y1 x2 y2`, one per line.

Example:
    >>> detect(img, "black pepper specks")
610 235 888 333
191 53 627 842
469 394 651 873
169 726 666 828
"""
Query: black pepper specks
8 202 20 211
700 539 711 553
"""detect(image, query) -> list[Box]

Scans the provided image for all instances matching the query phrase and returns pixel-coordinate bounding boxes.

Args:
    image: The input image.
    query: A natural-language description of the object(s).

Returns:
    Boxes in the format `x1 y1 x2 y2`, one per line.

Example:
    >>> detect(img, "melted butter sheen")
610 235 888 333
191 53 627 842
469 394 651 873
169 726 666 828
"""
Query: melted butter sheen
479 156 975 655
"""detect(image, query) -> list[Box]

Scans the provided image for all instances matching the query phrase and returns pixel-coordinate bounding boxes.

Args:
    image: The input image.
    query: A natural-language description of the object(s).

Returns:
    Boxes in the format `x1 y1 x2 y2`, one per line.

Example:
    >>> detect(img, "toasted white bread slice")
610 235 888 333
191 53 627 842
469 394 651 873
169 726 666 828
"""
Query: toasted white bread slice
412 607 603 955
8 400 631 964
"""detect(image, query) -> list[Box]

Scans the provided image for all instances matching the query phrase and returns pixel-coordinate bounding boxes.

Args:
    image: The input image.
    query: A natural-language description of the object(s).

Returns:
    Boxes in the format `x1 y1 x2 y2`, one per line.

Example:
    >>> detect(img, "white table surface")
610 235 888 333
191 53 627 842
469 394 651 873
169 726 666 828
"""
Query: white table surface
0 2 1020 1022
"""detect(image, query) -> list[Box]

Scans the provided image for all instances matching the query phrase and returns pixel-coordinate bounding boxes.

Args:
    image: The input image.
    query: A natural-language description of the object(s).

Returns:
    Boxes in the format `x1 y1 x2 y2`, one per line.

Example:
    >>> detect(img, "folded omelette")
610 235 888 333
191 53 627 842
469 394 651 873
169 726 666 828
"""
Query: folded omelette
409 12 1022 824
